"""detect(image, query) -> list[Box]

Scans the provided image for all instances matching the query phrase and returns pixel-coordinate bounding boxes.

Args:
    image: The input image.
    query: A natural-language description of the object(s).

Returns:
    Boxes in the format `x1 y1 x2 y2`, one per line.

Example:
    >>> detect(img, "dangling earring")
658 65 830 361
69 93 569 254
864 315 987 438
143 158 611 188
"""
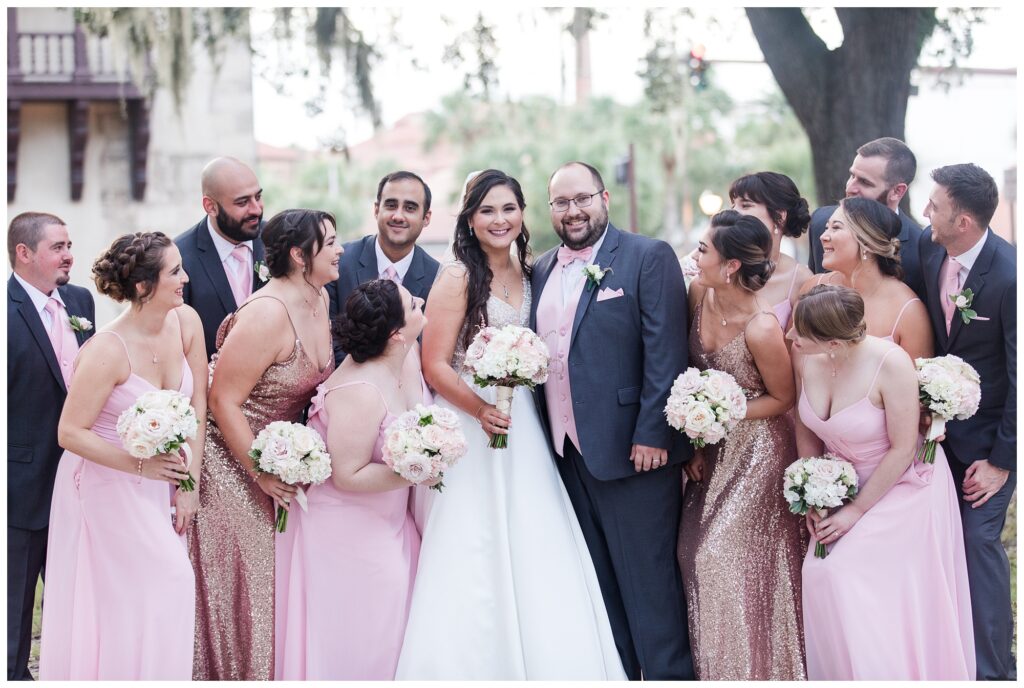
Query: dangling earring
861 249 867 261
726 273 731 284
773 225 780 235
829 350 837 377
469 226 475 237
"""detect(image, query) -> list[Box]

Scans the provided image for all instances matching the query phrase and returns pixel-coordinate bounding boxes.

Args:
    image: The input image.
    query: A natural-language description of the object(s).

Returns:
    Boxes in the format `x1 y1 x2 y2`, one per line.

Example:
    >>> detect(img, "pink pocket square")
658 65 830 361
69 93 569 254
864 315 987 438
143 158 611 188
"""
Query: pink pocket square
596 287 624 302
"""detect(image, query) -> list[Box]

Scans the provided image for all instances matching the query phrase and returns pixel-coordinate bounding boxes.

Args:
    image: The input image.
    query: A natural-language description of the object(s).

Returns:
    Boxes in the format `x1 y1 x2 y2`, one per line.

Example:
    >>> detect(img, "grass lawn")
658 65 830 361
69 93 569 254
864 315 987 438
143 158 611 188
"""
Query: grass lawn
27 496 1017 676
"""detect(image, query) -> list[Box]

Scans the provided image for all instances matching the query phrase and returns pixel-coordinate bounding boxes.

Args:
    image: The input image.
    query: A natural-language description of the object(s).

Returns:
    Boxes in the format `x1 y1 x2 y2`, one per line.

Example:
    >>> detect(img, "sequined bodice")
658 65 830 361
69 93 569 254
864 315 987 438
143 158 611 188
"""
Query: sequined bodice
451 275 532 374
688 303 767 399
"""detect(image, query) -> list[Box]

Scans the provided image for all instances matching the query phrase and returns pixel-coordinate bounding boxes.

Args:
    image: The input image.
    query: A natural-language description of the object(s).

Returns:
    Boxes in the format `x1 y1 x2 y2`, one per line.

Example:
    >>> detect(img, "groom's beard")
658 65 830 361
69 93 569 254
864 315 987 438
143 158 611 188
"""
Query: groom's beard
215 203 262 243
555 203 608 250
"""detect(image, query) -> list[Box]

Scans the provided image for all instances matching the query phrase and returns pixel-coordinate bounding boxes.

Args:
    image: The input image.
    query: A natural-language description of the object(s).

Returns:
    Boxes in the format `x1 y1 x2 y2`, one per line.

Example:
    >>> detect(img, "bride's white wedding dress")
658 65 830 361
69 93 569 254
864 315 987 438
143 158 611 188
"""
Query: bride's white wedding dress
395 278 625 680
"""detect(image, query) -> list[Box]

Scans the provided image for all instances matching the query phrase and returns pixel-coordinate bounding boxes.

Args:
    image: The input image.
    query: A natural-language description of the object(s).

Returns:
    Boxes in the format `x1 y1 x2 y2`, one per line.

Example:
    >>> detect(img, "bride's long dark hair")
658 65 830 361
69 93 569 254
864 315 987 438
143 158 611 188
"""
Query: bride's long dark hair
453 169 532 351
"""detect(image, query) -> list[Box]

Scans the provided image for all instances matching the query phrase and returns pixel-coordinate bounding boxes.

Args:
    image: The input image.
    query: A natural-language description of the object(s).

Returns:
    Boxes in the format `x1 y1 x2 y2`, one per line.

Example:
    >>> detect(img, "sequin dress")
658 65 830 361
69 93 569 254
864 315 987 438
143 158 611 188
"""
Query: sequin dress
677 303 807 680
189 296 333 680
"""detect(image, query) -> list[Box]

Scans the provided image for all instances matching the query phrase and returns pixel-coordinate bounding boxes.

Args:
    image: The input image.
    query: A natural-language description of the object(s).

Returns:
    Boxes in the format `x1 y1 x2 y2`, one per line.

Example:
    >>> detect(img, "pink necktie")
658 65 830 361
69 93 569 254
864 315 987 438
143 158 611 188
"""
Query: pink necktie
557 245 594 266
227 244 252 307
44 298 77 387
383 265 401 284
44 298 63 364
940 256 962 335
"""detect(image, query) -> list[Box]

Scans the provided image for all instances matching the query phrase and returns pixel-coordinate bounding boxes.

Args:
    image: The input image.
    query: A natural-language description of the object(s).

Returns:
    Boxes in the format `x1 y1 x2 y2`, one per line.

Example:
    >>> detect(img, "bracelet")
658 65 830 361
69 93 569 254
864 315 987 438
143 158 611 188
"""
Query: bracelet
136 457 144 481
475 404 487 422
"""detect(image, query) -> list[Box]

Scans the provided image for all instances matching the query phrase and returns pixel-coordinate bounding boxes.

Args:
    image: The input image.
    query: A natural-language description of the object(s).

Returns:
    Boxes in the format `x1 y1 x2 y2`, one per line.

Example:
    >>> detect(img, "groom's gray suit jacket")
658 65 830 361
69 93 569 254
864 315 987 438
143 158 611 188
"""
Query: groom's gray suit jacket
531 224 691 480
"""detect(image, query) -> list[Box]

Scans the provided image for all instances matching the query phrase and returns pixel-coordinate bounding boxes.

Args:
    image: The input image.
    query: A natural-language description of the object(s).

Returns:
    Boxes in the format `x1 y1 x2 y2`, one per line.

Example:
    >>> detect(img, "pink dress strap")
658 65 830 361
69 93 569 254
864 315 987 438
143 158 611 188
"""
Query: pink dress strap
787 266 800 299
866 347 900 397
888 297 921 338
85 329 134 374
330 380 391 415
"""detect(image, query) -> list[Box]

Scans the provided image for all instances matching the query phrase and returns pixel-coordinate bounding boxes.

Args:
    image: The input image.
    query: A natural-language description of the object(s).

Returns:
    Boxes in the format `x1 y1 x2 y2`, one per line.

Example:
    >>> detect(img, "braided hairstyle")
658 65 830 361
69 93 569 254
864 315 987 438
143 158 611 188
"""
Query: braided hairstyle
452 169 532 351
262 209 337 278
92 231 173 303
334 279 406 363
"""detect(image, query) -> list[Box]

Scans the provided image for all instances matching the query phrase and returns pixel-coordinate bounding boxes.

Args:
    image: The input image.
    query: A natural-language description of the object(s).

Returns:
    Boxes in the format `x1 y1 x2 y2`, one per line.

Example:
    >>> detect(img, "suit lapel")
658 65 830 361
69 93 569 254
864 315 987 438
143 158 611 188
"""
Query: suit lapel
404 246 429 298
946 230 995 350
196 218 238 313
570 226 621 346
921 232 949 350
357 235 380 285
9 276 66 391
252 229 267 293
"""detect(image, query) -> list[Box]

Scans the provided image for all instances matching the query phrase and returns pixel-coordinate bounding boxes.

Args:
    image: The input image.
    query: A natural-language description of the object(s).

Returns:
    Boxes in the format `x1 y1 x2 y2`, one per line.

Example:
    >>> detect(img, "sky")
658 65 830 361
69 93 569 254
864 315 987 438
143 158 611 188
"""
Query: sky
250 6 1019 151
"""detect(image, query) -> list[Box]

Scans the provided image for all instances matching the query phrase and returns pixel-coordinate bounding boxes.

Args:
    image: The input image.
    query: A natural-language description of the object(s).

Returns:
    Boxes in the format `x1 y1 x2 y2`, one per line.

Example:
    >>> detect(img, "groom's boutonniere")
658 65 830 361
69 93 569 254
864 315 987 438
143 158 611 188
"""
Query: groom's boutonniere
949 288 988 324
582 264 611 291
254 260 271 283
68 315 93 333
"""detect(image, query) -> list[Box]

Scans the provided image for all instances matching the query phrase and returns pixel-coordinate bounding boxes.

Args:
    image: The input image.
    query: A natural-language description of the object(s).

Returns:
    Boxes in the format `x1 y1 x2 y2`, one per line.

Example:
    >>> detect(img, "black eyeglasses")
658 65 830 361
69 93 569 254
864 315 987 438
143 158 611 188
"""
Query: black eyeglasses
549 190 604 213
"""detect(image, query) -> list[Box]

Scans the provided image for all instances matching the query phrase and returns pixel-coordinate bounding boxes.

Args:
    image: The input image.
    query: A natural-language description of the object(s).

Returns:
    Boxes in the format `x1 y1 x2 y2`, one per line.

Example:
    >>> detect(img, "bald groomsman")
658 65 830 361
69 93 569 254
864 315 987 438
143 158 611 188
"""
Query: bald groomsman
7 212 95 680
327 170 440 365
176 157 266 359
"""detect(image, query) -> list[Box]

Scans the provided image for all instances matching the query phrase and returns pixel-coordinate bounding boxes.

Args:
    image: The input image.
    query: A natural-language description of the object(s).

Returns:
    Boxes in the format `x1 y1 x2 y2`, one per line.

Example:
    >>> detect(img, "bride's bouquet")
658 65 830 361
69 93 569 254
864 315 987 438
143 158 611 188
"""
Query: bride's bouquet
783 455 859 558
116 389 198 491
915 354 981 464
463 324 550 449
382 404 468 492
249 421 332 532
664 367 747 448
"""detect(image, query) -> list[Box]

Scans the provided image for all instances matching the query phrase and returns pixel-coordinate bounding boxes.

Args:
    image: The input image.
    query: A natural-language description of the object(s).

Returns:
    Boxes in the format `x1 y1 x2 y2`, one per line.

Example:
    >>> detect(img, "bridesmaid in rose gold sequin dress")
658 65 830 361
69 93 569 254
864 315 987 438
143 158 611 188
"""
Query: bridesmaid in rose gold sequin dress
676 212 806 680
188 210 339 680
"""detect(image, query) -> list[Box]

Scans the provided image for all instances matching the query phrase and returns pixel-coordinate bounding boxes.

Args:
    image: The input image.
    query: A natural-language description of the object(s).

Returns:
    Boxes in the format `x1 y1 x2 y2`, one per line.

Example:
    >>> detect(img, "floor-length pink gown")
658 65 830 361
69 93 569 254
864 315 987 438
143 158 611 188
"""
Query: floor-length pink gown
798 348 975 680
39 332 195 680
274 380 420 680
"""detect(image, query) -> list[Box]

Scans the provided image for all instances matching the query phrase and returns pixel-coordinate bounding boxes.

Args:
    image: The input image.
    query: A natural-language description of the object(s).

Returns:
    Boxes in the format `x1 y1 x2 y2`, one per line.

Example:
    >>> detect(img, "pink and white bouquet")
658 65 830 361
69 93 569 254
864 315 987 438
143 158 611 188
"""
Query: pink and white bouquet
783 455 859 558
915 354 981 464
463 324 550 449
382 404 467 492
664 367 747 448
116 389 198 491
249 421 332 532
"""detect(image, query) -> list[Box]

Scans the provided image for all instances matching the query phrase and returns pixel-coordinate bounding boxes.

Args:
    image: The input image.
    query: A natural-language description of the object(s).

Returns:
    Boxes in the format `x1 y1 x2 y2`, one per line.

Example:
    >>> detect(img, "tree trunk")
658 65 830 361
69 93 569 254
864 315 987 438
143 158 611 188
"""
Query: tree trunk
572 8 592 104
746 8 935 211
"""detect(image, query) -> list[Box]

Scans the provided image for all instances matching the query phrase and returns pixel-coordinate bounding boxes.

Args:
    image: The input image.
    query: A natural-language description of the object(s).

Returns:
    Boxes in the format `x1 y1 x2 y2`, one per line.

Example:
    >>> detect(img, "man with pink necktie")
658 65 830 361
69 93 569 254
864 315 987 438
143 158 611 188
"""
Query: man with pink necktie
175 157 267 359
7 212 95 680
918 163 1016 680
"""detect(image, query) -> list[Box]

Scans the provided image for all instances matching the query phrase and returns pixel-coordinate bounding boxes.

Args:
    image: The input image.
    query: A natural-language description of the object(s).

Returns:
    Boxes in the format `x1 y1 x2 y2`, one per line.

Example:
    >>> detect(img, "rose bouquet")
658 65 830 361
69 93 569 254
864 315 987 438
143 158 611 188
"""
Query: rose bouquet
664 367 747 448
915 354 981 464
382 404 468 492
783 455 859 558
249 421 332 532
463 324 550 449
116 389 198 491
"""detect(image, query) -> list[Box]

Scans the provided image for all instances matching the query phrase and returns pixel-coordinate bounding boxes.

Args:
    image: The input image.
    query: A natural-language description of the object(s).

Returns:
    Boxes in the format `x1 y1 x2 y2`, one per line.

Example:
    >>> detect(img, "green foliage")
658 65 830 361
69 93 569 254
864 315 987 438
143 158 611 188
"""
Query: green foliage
441 13 500 99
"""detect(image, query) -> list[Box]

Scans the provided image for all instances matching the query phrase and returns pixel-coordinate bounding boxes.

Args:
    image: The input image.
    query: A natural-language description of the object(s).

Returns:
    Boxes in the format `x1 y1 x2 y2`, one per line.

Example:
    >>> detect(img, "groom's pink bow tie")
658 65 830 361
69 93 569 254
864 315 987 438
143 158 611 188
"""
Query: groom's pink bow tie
557 245 593 266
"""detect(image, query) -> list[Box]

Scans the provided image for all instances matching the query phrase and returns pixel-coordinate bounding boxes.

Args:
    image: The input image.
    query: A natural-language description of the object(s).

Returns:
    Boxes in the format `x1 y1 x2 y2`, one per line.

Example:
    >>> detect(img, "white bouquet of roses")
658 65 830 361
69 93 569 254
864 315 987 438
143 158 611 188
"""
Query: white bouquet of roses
249 421 332 532
915 355 981 464
463 324 550 449
783 455 859 558
116 389 198 491
382 404 467 492
664 367 747 448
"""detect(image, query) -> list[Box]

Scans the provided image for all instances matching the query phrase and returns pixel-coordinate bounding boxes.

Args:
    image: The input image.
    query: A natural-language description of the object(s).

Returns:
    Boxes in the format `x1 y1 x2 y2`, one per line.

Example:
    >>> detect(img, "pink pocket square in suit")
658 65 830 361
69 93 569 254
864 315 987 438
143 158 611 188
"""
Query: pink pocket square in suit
596 287 624 302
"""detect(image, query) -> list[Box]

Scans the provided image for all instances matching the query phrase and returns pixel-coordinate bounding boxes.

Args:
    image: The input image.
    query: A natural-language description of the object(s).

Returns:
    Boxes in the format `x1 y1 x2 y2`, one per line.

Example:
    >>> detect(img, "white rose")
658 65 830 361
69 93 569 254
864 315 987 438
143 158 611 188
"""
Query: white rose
953 294 969 308
291 427 318 457
684 404 714 436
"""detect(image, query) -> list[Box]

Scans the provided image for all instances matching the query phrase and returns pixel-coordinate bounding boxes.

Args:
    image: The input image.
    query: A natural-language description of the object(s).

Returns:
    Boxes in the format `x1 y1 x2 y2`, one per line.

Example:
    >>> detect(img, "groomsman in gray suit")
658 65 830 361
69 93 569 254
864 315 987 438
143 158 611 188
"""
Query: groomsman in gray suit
175 157 266 359
7 212 95 680
917 163 1016 681
531 162 693 680
808 137 924 295
327 171 440 365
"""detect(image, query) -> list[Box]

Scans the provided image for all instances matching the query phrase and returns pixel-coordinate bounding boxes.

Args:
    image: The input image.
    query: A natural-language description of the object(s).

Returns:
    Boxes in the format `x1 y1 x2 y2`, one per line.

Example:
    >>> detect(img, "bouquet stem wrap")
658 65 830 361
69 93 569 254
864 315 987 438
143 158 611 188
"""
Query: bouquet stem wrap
179 444 195 491
813 508 829 559
490 386 514 449
918 415 946 464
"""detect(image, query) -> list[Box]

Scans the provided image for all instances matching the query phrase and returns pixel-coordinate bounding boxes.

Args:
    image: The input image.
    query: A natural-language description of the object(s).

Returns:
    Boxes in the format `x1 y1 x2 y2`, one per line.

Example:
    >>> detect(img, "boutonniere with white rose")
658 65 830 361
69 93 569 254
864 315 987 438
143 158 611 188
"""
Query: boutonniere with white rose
948 288 989 324
68 315 93 333
582 264 611 291
254 260 271 283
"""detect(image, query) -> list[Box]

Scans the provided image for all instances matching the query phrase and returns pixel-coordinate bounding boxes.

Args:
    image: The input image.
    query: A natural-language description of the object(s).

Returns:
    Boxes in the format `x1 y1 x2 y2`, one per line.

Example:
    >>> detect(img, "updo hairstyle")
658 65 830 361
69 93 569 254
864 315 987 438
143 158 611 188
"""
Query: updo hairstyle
708 209 776 292
262 209 337 278
838 197 904 280
92 231 173 303
728 171 812 238
335 279 406 363
792 284 867 343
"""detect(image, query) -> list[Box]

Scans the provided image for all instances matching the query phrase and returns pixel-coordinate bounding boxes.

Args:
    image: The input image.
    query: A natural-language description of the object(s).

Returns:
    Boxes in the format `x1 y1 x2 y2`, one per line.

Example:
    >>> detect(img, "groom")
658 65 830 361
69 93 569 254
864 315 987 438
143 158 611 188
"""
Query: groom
531 162 693 680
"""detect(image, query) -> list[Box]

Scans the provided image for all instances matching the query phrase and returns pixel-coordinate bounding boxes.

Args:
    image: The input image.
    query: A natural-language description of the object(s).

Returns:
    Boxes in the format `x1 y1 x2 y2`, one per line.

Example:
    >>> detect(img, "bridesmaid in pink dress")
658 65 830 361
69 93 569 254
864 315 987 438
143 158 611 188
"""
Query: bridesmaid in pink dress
789 285 974 680
40 233 208 680
275 279 431 680
728 172 813 333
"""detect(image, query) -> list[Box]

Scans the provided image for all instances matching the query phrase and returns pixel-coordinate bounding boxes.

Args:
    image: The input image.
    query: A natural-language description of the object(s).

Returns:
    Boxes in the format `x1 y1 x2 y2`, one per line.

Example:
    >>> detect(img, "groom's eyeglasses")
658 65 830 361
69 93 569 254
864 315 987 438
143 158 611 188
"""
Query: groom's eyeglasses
549 191 604 213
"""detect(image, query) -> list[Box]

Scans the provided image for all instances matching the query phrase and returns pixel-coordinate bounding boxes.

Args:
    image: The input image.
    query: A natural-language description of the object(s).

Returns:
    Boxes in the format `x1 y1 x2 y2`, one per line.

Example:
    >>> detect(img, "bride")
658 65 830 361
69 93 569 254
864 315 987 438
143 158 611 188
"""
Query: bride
395 170 625 680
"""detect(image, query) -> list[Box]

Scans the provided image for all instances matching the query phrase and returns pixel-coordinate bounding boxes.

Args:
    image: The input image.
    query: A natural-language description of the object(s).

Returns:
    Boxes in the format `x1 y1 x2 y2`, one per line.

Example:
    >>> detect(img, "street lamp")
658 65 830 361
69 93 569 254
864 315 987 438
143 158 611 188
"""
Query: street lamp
698 190 723 216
